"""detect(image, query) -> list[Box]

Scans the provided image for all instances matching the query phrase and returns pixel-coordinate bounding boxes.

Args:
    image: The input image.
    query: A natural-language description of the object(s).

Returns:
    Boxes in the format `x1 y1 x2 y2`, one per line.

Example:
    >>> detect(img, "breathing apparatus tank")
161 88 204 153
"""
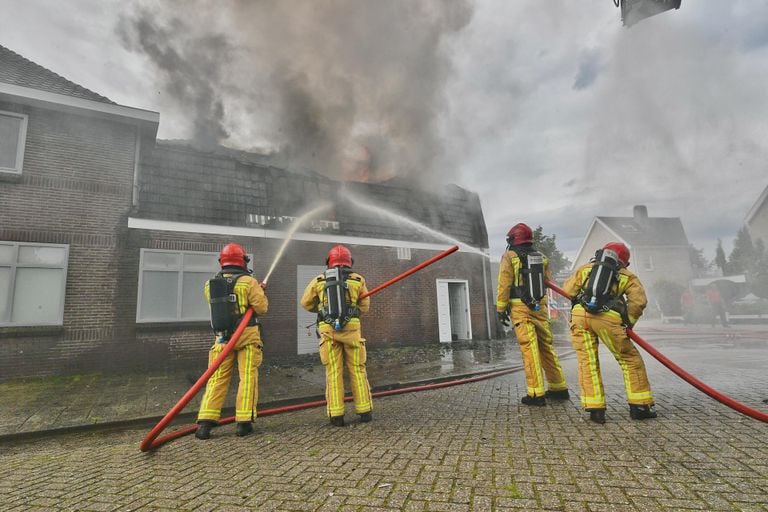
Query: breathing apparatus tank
323 267 349 331
208 271 248 341
511 245 546 311
521 252 545 311
580 248 621 313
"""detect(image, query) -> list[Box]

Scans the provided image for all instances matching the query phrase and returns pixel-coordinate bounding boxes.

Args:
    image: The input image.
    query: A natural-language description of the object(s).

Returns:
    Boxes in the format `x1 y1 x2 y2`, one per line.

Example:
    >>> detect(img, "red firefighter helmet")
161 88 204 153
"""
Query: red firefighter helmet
326 245 353 267
603 242 630 267
219 243 250 269
506 223 533 245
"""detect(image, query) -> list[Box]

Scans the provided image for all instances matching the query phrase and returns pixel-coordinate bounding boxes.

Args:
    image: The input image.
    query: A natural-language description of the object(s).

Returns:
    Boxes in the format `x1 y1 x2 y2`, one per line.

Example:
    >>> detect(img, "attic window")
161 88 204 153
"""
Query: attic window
247 214 339 232
0 110 28 175
397 247 412 260
643 255 654 271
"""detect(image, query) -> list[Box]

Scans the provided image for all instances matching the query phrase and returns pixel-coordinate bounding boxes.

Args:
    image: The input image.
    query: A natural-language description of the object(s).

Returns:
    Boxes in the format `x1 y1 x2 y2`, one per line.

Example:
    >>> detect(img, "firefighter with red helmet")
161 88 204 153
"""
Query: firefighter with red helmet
497 223 569 406
300 245 372 426
195 242 268 440
563 241 656 424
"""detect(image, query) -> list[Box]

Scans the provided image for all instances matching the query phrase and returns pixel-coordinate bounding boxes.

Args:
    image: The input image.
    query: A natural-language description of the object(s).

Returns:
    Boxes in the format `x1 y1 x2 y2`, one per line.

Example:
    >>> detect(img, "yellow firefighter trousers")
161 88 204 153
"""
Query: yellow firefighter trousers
197 326 263 423
511 303 568 397
319 325 372 418
569 309 654 409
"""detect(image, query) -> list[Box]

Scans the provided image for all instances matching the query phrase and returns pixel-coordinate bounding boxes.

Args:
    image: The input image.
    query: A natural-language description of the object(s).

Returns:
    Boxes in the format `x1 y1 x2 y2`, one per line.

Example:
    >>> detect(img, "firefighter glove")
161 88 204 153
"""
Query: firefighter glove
497 310 511 327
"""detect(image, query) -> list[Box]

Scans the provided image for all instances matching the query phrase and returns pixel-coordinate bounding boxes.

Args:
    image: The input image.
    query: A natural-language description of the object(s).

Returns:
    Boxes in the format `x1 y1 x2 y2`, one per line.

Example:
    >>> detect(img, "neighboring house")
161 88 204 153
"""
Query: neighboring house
0 44 159 379
745 184 768 247
0 45 494 380
571 205 692 298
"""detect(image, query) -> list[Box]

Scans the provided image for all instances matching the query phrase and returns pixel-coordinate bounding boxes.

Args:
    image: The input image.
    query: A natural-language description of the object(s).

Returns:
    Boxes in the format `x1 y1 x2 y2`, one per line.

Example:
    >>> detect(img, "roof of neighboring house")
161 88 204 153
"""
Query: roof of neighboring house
134 141 489 248
745 183 768 225
0 44 114 104
597 215 689 246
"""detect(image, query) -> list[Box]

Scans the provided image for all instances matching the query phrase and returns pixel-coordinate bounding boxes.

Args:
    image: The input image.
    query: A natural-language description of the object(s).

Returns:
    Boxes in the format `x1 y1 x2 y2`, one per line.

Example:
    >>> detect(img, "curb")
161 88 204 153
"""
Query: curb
0 363 533 444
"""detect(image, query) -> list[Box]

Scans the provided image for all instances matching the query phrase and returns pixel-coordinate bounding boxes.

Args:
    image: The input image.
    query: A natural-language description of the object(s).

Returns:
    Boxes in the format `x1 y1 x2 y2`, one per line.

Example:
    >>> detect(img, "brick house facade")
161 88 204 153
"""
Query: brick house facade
0 46 493 380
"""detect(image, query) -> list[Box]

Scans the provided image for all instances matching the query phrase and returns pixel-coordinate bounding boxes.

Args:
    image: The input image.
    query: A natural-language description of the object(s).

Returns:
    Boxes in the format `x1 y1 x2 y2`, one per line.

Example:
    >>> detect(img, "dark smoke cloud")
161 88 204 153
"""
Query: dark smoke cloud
117 0 473 184
116 9 232 148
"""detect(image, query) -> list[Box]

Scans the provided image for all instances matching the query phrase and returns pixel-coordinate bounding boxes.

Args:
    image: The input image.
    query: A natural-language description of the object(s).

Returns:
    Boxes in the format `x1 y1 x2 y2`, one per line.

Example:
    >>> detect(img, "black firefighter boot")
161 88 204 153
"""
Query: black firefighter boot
359 412 372 423
587 409 606 424
330 415 345 427
521 395 546 406
545 389 570 400
629 404 658 420
236 422 254 437
195 420 216 440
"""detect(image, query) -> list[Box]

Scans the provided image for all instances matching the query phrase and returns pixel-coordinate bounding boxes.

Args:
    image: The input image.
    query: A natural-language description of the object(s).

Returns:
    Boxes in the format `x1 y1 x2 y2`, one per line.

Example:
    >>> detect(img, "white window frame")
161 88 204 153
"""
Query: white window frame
0 110 28 175
136 248 252 323
643 254 654 271
0 241 69 326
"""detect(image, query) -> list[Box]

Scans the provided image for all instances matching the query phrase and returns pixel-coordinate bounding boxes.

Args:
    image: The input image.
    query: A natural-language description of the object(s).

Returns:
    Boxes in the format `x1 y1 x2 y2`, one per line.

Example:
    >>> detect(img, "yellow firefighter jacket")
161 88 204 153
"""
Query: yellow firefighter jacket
563 263 647 326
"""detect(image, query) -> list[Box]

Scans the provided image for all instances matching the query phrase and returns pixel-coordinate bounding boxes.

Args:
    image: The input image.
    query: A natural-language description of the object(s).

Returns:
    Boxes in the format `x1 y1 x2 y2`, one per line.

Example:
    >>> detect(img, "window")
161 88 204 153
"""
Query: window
397 247 412 260
0 111 28 175
0 242 69 326
137 249 251 322
643 254 654 271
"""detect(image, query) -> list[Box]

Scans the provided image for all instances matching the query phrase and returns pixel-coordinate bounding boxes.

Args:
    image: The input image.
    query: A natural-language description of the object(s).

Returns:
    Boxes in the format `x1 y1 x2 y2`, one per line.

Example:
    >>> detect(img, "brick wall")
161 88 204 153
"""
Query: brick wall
0 106 495 381
121 231 494 366
0 101 138 379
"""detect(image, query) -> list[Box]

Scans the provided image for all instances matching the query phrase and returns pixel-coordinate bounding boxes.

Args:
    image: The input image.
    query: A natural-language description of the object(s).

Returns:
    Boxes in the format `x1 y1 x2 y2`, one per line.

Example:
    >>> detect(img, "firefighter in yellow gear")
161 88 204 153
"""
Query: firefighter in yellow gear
563 241 656 424
196 243 268 439
497 223 569 406
301 245 372 426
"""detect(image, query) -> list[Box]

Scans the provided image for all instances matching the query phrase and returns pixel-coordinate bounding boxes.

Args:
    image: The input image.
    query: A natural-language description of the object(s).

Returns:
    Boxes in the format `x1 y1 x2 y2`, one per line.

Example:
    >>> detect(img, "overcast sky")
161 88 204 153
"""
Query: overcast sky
2 0 767 261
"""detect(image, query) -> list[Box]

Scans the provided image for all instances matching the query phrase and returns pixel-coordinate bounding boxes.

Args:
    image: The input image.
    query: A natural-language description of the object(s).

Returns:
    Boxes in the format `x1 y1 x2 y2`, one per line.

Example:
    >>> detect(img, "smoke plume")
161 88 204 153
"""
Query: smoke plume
117 0 473 183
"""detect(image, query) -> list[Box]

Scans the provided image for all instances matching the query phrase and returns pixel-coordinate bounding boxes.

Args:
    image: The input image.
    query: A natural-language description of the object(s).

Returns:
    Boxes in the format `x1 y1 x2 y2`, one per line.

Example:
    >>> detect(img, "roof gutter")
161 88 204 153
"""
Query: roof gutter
0 82 159 138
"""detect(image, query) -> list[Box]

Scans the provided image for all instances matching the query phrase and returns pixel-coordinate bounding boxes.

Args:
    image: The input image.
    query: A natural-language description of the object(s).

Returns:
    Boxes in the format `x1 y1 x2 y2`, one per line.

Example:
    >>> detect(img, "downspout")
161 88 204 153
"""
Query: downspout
132 125 141 208
482 248 492 339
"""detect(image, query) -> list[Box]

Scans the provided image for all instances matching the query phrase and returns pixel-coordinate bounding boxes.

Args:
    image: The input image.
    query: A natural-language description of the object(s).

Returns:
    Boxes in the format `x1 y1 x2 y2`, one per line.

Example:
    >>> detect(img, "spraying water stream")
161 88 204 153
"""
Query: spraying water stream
338 188 488 258
262 202 332 284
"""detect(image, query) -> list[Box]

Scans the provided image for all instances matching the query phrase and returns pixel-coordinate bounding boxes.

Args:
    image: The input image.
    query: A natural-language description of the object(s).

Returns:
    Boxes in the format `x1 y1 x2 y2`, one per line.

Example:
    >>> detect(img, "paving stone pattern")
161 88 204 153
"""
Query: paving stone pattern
1 336 767 511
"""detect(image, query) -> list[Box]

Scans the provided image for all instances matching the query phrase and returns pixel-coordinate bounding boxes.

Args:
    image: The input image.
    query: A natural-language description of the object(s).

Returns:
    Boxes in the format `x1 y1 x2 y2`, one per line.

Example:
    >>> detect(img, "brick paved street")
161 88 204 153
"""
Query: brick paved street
1 334 767 511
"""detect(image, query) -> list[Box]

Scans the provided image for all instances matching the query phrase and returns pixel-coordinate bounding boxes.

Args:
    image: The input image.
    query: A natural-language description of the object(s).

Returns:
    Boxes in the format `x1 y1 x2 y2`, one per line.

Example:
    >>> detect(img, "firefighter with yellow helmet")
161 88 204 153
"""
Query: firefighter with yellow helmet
195 242 268 439
301 245 372 426
497 223 569 406
563 241 657 424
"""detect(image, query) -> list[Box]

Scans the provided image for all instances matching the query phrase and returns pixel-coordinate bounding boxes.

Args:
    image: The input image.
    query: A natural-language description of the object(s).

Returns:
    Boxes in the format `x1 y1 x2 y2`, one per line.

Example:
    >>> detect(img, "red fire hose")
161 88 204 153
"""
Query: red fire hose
140 245 460 451
545 279 768 423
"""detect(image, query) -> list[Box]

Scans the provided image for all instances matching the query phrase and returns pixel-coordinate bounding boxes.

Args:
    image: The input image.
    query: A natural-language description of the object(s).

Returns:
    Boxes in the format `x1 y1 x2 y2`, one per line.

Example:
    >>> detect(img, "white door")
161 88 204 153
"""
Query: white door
297 265 326 354
436 280 452 343
436 279 472 343
449 282 470 340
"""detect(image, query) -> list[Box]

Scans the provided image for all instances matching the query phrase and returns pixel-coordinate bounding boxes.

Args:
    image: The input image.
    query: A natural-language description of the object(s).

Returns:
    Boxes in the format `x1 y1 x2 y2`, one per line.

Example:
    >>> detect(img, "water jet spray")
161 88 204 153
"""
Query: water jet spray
338 187 488 258
262 202 332 286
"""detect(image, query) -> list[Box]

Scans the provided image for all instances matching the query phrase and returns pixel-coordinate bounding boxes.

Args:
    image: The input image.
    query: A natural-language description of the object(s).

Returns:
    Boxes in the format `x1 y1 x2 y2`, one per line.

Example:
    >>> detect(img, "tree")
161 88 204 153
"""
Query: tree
728 226 756 276
714 239 728 276
752 237 768 299
652 279 685 316
688 244 709 278
532 226 571 276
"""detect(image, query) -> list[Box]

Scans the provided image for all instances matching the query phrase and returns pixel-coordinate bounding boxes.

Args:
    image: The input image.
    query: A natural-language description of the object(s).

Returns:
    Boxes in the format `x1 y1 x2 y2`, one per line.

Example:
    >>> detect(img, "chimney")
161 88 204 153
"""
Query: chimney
633 205 648 221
